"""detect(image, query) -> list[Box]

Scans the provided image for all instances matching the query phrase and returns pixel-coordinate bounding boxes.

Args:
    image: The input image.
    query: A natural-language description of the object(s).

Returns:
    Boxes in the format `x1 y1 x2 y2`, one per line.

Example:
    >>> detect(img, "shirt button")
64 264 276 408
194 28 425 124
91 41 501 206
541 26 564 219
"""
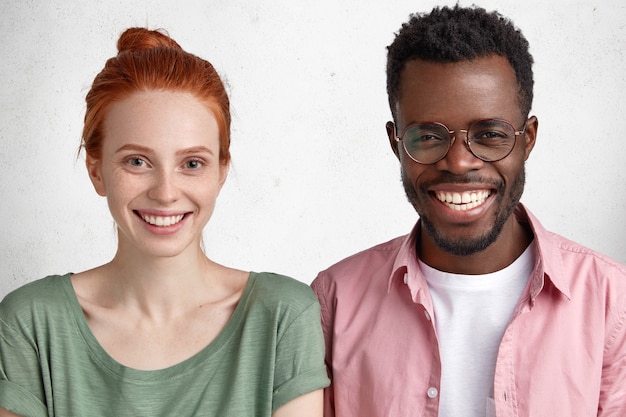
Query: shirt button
424 310 431 321
403 273 408 284
427 387 438 398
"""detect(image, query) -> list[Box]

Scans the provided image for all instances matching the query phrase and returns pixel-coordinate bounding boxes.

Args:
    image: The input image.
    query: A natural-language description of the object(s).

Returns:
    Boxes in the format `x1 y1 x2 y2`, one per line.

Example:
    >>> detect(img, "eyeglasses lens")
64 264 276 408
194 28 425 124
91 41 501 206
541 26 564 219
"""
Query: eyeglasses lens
466 120 516 162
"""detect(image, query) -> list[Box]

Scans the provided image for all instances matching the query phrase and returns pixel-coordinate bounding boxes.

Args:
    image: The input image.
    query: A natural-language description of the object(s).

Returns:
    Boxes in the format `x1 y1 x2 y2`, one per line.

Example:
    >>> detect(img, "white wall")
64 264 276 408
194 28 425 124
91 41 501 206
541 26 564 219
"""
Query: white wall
1 0 625 296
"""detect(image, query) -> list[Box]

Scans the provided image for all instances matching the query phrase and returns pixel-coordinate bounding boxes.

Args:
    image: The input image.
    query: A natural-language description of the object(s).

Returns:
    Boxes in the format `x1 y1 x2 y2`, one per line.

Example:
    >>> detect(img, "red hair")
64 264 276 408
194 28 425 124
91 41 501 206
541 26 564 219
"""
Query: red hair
81 27 231 164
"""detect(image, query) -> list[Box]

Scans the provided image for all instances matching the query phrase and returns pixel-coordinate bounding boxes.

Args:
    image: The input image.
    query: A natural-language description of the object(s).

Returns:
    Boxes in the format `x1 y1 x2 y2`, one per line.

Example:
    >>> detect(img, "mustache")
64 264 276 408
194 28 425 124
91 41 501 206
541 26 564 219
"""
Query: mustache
404 171 503 190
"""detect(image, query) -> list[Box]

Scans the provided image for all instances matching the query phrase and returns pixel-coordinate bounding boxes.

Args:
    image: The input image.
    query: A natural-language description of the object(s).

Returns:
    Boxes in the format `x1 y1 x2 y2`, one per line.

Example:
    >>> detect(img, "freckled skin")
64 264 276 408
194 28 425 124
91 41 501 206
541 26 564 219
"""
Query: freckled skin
87 90 228 260
387 55 538 274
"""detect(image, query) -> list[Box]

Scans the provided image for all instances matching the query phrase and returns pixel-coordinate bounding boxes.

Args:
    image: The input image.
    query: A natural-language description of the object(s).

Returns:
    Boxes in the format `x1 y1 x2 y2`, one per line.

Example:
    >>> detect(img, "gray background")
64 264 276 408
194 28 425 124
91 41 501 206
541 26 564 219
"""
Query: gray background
1 0 625 296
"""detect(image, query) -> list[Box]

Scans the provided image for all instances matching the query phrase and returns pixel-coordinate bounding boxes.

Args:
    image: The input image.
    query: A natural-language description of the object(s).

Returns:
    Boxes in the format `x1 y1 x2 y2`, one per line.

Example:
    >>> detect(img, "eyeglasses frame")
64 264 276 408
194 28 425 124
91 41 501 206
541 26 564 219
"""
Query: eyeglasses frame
393 118 529 164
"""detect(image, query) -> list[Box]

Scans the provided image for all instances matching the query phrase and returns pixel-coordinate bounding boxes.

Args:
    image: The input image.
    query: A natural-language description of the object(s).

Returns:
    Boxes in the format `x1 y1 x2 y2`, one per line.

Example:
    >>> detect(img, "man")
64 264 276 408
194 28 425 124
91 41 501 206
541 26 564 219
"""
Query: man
311 5 626 417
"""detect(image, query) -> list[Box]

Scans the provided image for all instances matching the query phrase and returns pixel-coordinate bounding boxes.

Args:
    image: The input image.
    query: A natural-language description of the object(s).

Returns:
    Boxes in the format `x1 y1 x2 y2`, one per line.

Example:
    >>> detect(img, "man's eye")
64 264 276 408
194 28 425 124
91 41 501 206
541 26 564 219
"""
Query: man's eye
417 133 445 142
473 130 510 144
479 131 507 139
408 132 447 146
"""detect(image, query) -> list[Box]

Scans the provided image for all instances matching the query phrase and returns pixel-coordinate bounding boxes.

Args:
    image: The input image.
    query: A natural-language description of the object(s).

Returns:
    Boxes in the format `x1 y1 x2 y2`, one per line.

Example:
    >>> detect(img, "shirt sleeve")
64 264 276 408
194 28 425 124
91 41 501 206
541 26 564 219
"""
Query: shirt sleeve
271 299 330 412
310 273 336 417
0 313 48 417
598 305 626 416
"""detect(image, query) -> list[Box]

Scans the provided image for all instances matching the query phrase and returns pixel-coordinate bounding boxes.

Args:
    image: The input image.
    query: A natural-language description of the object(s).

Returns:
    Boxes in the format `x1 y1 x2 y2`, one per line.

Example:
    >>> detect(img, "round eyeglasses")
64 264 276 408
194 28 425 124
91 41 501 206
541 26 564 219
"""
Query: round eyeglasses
394 118 528 164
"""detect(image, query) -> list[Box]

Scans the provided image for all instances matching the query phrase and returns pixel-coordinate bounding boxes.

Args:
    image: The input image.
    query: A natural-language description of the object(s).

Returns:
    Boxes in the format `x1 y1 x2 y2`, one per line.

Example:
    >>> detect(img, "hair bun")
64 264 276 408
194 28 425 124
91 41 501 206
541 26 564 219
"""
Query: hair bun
117 27 182 54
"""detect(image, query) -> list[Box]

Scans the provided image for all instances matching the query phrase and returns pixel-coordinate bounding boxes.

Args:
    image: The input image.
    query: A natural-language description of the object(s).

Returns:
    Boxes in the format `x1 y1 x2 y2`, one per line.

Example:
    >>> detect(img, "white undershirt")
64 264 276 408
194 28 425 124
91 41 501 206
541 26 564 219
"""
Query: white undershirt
420 242 535 417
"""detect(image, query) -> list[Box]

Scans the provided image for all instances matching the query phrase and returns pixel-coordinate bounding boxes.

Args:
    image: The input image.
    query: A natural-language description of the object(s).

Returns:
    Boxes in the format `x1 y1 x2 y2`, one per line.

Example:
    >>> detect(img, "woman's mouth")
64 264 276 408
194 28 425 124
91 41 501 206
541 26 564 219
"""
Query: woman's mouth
137 212 186 227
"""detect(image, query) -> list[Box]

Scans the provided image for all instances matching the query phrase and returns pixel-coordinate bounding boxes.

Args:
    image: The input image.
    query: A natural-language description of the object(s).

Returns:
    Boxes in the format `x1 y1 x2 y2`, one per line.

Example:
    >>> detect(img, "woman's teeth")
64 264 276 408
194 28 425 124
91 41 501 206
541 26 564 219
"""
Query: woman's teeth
140 214 185 227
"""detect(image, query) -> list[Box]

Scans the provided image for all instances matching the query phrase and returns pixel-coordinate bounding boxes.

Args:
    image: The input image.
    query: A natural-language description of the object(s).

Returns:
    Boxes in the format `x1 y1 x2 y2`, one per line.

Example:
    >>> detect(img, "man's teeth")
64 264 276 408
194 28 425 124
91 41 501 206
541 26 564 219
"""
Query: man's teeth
140 214 185 227
435 191 491 211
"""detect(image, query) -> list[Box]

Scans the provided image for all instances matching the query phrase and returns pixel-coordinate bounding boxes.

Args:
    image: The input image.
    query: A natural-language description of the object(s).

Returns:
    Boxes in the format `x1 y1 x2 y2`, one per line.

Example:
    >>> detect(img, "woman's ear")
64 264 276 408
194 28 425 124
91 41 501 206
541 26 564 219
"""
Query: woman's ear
218 160 230 190
86 155 106 196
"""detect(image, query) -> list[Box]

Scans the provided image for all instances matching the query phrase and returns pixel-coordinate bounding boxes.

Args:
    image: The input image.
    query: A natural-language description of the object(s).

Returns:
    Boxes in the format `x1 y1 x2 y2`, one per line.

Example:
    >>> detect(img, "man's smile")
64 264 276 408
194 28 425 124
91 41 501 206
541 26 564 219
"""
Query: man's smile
434 190 491 211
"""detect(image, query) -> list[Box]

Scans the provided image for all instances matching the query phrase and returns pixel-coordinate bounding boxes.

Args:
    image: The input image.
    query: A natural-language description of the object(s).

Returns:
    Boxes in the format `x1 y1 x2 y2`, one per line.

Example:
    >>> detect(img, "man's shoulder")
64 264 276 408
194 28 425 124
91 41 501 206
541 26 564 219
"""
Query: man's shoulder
520 204 626 277
548 231 626 276
313 234 408 288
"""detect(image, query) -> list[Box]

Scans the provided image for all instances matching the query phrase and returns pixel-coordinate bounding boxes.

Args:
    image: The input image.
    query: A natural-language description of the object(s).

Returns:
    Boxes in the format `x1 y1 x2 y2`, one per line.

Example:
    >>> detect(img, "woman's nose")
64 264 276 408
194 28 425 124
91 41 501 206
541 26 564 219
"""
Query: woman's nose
147 169 181 204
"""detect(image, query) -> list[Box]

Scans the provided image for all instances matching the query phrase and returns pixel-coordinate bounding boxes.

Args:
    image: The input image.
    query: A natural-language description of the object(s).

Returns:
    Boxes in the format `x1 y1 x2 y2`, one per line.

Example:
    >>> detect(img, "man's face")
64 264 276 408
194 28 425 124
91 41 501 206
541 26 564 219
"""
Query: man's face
387 55 537 257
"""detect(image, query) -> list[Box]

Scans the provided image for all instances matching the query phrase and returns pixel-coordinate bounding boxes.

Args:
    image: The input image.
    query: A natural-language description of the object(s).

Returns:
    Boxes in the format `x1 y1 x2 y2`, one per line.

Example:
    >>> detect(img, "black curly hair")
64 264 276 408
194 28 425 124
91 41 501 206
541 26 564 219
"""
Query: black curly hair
386 5 534 121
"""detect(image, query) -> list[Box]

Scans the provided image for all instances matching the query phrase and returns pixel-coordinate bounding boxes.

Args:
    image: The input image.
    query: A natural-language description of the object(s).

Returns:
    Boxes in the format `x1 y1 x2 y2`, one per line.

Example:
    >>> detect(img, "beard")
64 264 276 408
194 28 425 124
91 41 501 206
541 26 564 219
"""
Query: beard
402 167 525 256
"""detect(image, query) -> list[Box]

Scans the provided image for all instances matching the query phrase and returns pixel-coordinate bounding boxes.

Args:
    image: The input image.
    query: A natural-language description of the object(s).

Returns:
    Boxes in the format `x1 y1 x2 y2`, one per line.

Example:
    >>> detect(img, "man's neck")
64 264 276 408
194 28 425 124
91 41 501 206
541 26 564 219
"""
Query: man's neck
417 217 534 275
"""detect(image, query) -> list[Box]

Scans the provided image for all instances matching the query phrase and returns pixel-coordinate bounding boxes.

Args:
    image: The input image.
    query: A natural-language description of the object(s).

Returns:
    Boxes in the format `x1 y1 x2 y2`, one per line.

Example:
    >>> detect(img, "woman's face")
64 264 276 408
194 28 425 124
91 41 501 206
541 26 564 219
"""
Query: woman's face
87 90 228 258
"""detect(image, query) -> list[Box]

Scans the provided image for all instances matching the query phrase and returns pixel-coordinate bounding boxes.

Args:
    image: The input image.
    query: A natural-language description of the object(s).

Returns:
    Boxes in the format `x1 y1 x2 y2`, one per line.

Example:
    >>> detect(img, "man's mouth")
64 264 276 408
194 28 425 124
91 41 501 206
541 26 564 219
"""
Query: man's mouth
435 190 491 211
138 213 186 227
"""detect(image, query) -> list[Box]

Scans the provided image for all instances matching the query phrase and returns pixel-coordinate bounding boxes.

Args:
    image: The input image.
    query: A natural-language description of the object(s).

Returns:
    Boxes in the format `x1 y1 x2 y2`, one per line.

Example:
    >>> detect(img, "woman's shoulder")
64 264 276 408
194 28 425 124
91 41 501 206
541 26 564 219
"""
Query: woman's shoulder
247 272 318 311
0 274 72 320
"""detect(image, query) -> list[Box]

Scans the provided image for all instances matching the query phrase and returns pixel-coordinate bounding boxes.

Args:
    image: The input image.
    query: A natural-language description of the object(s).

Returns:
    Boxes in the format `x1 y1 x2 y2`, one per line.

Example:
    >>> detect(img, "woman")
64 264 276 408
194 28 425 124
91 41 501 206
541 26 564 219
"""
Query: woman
0 28 328 416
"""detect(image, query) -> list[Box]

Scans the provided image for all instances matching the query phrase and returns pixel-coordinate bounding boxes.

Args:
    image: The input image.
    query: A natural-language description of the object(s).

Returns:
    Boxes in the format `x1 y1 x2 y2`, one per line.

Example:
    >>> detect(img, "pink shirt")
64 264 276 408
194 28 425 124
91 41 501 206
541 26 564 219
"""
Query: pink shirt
312 204 626 417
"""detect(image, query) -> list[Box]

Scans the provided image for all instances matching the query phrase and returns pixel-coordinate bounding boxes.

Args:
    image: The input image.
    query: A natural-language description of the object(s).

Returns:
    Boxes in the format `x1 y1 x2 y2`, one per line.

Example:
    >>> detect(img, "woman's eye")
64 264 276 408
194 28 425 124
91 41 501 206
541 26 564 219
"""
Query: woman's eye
185 160 203 169
128 157 145 167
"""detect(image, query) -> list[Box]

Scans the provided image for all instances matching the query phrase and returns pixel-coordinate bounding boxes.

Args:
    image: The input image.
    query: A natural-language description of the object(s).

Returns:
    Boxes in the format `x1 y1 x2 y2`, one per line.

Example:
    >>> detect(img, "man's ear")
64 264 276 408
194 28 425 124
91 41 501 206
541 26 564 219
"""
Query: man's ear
86 155 106 196
386 121 400 160
523 116 538 161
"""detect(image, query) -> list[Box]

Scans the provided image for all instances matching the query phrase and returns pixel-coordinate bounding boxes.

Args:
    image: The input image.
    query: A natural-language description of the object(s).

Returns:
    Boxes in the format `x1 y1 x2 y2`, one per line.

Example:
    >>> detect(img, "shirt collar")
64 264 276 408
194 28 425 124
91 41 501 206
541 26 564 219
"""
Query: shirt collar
386 203 572 304
515 204 572 301
387 222 433 307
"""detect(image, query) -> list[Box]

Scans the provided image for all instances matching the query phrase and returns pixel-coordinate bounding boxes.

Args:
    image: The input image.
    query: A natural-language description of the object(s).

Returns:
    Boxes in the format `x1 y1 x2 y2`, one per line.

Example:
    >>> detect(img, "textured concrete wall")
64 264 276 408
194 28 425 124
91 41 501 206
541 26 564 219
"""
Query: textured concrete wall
1 0 625 295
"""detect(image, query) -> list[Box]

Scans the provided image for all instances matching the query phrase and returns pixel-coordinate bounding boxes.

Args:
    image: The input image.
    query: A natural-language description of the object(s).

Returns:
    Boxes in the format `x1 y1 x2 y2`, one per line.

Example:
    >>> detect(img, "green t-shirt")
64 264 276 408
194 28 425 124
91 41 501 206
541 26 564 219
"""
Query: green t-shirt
0 272 329 416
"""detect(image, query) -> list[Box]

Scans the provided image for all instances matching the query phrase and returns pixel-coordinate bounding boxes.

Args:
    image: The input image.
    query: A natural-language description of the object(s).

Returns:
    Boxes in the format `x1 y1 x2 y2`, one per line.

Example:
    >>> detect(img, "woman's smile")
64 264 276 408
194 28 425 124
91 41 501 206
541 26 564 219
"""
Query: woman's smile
88 90 228 257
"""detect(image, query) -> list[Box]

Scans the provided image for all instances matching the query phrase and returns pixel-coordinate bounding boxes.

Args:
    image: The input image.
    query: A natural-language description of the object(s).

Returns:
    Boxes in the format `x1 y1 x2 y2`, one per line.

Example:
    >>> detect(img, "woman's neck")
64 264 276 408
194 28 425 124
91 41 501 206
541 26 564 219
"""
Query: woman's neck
94 242 221 318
